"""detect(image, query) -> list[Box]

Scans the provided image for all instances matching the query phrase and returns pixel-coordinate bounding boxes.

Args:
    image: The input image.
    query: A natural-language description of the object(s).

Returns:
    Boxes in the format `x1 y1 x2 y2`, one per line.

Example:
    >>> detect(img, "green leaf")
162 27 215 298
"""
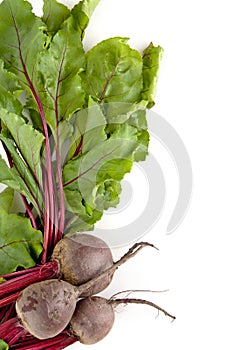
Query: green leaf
103 103 149 162
127 107 149 161
0 136 43 212
65 98 107 161
0 109 44 187
96 179 122 210
0 0 46 86
63 136 136 208
64 188 102 233
42 0 70 35
0 155 23 194
0 187 14 212
37 17 85 133
141 43 163 108
83 37 143 104
71 0 100 40
0 60 22 114
0 210 43 275
0 339 9 350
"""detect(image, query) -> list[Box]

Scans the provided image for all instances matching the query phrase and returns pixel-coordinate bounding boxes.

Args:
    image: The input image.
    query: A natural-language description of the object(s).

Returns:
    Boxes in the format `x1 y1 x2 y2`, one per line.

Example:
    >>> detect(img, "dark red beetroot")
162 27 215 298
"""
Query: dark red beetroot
52 233 114 296
70 296 115 345
69 295 176 345
16 280 76 339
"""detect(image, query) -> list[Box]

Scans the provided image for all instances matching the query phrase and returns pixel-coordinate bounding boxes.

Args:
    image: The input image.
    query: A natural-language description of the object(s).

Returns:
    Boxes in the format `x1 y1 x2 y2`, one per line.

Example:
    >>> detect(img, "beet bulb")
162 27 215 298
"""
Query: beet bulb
52 233 114 296
16 279 76 340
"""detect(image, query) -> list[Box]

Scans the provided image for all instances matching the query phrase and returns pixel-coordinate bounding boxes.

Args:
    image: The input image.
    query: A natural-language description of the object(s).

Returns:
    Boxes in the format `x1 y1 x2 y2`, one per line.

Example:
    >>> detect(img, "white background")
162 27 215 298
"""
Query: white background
2 0 233 349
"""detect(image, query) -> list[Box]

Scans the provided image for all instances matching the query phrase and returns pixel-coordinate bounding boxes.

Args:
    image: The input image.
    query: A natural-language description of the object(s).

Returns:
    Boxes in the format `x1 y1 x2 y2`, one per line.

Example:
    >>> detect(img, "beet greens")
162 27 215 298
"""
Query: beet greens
0 0 162 271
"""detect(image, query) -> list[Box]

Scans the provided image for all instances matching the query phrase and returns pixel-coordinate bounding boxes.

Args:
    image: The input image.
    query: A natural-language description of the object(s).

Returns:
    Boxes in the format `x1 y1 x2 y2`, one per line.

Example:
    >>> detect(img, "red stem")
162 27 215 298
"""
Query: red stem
1 142 39 229
54 47 67 242
41 172 51 263
11 331 77 350
53 192 59 248
8 328 27 346
0 317 22 341
0 292 21 308
20 195 38 229
0 302 16 324
1 265 45 279
0 262 59 308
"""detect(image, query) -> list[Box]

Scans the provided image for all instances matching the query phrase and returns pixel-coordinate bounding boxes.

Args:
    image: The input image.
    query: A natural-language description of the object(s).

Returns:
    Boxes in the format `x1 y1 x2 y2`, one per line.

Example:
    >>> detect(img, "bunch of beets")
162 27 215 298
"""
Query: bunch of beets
0 234 175 349
0 0 174 349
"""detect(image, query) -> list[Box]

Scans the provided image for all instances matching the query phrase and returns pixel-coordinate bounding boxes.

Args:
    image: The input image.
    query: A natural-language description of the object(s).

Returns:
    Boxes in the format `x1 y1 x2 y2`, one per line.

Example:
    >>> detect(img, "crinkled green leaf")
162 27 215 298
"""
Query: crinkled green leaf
96 179 122 210
83 37 143 104
71 0 100 40
0 210 43 275
37 17 85 133
142 43 163 108
42 0 70 35
64 188 102 234
0 339 9 350
0 0 46 86
127 107 149 161
0 187 14 212
0 109 44 187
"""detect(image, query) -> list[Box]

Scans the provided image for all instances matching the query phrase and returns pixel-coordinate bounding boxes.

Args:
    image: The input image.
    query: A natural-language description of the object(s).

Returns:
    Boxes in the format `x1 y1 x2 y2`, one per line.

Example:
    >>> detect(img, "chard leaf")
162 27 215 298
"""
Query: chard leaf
0 0 46 86
0 339 9 350
37 17 85 133
0 109 44 187
71 0 100 40
42 0 70 35
142 43 163 108
83 37 143 104
0 187 14 212
0 210 43 275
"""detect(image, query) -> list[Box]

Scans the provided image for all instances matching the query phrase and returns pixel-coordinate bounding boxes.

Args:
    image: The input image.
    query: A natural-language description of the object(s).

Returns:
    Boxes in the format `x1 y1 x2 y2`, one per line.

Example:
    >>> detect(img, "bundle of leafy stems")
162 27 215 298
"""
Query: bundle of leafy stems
0 0 164 348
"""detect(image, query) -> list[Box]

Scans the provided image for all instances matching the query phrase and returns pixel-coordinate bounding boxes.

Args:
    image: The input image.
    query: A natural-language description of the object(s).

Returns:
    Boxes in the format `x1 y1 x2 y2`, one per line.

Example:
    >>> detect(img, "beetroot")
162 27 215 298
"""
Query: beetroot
16 280 76 340
70 296 115 345
69 295 176 345
52 233 113 295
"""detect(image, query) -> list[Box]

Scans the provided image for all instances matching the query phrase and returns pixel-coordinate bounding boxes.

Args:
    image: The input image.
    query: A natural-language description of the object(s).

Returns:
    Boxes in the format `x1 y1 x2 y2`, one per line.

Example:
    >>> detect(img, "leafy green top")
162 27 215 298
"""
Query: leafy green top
0 0 163 271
